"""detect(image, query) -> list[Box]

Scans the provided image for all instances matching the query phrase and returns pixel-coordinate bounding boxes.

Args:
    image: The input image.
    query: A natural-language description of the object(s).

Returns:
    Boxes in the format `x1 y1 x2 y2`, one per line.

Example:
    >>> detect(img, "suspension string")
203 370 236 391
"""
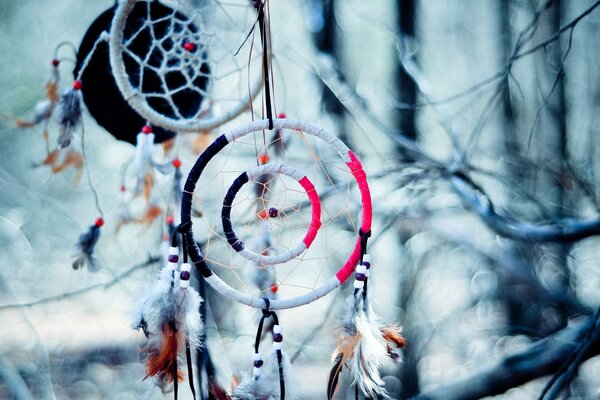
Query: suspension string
358 229 371 302
173 360 179 400
186 346 197 400
255 1 274 130
81 123 104 219
252 298 285 399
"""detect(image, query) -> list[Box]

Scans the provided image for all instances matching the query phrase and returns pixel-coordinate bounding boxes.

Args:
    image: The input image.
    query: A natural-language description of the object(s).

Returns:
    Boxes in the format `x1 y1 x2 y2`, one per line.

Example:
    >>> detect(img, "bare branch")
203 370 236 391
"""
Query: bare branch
450 173 600 242
412 314 600 400
0 256 160 312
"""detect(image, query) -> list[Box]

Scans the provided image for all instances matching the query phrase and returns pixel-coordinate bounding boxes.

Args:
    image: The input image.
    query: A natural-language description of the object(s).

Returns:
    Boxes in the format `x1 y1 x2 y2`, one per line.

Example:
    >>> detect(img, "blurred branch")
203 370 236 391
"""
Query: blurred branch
0 256 160 312
0 359 33 400
312 51 600 243
450 173 600 242
412 314 600 400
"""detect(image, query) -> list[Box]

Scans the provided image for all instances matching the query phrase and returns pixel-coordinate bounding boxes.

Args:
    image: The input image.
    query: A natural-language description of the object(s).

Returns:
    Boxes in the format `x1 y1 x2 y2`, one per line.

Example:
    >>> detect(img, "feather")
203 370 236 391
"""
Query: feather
135 259 203 386
232 350 297 400
145 320 183 382
56 88 82 148
328 334 359 400
209 377 233 400
381 325 405 362
72 221 101 272
327 293 391 399
131 131 156 195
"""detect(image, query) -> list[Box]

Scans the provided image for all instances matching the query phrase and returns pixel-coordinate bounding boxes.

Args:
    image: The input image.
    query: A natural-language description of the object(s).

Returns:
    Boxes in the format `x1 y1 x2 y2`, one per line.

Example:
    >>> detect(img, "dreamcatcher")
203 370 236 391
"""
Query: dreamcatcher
122 0 403 399
146 116 402 399
7 0 267 272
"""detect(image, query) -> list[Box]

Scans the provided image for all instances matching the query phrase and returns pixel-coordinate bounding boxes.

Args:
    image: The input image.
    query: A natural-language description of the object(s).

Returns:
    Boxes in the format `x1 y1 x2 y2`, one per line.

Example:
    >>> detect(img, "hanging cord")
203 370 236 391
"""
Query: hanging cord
173 351 179 400
353 229 372 300
81 123 104 220
181 231 197 400
254 1 274 129
254 298 285 400
171 227 198 400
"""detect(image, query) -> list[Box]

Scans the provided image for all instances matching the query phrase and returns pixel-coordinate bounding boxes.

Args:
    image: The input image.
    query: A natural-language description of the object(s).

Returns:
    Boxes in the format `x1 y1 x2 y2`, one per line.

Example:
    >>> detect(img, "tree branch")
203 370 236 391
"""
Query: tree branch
450 173 600 242
0 256 160 312
411 315 600 400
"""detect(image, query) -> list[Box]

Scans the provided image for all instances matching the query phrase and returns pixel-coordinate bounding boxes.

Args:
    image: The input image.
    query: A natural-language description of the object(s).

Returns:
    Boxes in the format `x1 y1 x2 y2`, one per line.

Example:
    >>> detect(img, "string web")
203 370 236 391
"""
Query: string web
109 0 263 131
191 127 362 300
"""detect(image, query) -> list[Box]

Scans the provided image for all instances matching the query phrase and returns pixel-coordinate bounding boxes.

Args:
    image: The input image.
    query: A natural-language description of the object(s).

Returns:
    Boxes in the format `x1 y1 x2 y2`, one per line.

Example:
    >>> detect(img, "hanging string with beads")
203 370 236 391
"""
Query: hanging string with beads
254 299 285 400
179 231 197 400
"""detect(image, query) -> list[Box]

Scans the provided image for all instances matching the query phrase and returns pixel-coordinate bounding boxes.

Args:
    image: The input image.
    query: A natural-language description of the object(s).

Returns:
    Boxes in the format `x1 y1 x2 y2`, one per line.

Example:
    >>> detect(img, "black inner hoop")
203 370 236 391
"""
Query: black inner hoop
75 1 210 145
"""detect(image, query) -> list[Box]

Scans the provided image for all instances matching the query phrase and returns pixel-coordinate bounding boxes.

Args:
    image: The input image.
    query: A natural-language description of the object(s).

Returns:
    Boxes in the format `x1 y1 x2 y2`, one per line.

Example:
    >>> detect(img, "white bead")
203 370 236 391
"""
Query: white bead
168 262 177 271
254 367 261 377
273 325 282 334
356 264 367 274
180 279 190 288
363 254 371 263
253 352 262 361
273 341 283 350
180 263 192 272
168 246 179 256
365 269 371 278
353 280 364 289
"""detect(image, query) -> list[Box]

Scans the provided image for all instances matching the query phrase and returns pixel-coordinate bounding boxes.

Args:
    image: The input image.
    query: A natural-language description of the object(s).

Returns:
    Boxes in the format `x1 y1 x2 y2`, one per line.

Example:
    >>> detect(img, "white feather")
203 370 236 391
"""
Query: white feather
131 132 155 191
345 292 390 399
233 350 297 400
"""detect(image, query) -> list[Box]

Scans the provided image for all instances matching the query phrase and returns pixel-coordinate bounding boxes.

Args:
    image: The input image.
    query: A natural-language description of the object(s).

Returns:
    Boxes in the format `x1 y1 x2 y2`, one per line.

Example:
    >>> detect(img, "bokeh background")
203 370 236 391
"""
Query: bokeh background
2 0 600 399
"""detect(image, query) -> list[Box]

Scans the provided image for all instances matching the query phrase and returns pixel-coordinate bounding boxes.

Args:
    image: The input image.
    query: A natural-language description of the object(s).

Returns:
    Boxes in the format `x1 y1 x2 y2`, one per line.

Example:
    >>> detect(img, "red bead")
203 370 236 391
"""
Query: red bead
120 185 126 192
72 80 82 90
142 125 152 134
258 210 268 220
166 215 174 225
271 284 278 294
51 59 60 67
95 218 104 227
183 42 196 52
278 112 286 119
258 154 269 164
172 159 182 168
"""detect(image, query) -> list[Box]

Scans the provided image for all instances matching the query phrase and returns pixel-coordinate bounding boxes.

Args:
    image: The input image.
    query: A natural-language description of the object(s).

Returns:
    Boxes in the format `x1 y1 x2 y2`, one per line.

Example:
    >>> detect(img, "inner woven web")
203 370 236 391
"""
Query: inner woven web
121 0 262 121
192 129 362 299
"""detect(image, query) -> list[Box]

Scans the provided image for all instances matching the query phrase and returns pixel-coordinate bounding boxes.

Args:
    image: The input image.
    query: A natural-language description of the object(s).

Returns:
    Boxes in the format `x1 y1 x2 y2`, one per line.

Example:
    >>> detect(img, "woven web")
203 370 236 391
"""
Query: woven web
120 0 262 122
192 129 363 299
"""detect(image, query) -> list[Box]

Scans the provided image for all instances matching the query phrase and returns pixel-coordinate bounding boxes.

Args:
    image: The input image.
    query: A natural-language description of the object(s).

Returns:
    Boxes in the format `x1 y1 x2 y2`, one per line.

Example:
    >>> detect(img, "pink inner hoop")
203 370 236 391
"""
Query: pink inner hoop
299 176 322 247
335 151 373 283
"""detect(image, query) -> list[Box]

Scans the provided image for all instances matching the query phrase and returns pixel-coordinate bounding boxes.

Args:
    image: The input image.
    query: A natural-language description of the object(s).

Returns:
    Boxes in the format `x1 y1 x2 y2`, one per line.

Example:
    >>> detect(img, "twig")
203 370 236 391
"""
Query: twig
0 256 160 312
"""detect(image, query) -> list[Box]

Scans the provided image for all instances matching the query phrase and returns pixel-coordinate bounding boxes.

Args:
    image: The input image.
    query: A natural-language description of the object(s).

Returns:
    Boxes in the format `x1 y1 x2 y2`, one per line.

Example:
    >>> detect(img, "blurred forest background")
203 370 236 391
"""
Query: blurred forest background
2 0 600 399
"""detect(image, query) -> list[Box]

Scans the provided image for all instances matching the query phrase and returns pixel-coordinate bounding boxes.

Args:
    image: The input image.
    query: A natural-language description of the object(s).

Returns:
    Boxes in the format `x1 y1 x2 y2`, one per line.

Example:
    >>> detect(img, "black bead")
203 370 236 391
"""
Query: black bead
180 271 191 280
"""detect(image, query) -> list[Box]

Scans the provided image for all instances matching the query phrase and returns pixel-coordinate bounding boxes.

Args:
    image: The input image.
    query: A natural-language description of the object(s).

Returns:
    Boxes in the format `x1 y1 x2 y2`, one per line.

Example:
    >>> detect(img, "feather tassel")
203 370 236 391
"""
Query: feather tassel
232 349 297 400
328 255 404 399
131 126 156 196
56 82 83 148
72 218 103 272
133 248 203 387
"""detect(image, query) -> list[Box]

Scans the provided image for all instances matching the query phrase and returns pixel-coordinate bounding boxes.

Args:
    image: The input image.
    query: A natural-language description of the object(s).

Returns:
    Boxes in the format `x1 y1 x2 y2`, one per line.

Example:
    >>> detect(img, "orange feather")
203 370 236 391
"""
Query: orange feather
145 322 183 382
